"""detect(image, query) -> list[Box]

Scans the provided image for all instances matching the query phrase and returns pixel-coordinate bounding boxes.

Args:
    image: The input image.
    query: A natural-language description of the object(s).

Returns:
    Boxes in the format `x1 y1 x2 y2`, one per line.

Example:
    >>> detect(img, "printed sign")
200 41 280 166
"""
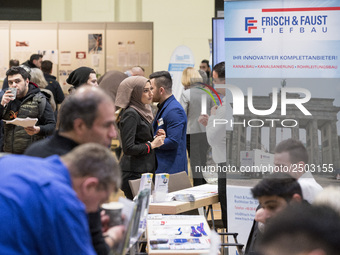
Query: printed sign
225 0 340 78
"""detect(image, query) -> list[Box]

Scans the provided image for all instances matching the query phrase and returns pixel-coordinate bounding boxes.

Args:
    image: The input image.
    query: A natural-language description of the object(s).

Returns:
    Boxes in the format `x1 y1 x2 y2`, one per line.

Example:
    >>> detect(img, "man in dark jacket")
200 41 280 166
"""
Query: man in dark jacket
41 60 65 105
25 85 121 255
0 66 55 154
41 60 65 119
22 54 43 69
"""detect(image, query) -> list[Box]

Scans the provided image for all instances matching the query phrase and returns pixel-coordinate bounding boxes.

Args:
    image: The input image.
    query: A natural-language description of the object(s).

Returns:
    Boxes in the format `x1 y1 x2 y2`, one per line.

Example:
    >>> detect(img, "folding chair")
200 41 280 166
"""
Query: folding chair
168 171 192 192
128 178 141 198
128 178 155 199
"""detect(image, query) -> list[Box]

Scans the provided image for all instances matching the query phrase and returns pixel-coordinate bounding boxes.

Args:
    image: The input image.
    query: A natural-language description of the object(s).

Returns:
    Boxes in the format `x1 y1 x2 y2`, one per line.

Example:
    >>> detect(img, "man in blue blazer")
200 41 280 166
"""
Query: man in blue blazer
150 71 187 174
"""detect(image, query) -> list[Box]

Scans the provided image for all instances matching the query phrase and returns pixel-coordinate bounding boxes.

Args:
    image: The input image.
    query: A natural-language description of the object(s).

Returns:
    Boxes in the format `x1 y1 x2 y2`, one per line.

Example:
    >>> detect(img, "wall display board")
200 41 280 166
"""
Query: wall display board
0 21 153 93
0 22 10 85
223 0 340 169
10 22 58 78
106 22 153 77
58 23 105 92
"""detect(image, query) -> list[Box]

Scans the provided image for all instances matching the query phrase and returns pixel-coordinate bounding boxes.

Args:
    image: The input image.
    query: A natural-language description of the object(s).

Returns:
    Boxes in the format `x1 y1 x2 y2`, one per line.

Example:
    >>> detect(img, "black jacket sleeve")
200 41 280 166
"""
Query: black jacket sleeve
1 78 8 91
38 99 56 136
0 90 5 118
55 81 65 104
0 105 4 118
89 210 110 255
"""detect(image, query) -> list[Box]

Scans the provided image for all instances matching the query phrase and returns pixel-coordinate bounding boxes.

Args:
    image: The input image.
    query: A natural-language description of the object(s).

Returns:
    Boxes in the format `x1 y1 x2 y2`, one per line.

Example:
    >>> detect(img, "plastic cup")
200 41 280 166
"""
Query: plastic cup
8 87 17 99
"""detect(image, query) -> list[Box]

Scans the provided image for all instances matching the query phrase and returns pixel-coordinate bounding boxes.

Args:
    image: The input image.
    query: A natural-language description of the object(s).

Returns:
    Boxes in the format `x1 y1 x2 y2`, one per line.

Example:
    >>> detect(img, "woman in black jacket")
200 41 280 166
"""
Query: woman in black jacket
115 76 165 199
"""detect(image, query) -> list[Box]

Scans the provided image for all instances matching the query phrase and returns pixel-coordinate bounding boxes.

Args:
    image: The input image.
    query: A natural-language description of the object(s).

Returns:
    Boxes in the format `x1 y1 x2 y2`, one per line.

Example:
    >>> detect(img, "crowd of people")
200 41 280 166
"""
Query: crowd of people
0 54 339 255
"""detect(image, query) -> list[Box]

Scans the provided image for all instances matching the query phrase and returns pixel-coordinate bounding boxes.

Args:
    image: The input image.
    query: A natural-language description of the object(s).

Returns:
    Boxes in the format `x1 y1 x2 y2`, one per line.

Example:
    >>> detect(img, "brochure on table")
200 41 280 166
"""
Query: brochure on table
151 184 218 204
147 215 211 252
153 173 169 202
139 173 153 194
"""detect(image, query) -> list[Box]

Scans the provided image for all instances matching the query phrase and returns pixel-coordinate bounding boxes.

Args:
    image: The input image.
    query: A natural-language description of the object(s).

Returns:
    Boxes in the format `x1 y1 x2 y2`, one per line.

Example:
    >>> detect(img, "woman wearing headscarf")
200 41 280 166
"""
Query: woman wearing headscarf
115 76 165 199
98 70 128 107
98 70 128 159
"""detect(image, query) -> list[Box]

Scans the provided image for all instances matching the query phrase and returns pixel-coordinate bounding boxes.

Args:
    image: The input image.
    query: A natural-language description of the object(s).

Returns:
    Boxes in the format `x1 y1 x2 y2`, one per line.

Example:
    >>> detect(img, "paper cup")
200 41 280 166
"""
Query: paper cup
8 87 17 99
102 202 123 227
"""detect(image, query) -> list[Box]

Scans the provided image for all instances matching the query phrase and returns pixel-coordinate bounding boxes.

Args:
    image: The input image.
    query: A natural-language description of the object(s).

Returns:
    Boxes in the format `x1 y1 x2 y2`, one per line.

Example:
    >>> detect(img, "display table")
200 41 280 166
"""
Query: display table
148 184 219 215
147 215 212 255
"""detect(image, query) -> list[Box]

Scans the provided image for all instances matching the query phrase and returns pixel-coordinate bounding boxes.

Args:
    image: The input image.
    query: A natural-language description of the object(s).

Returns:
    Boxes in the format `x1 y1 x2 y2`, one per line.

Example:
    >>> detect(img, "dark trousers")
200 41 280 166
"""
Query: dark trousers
218 162 227 229
186 133 209 186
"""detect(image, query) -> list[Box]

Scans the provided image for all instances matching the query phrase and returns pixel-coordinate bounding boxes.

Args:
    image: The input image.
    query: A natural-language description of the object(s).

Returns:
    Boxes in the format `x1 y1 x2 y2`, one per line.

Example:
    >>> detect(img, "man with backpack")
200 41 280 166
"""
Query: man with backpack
0 66 55 154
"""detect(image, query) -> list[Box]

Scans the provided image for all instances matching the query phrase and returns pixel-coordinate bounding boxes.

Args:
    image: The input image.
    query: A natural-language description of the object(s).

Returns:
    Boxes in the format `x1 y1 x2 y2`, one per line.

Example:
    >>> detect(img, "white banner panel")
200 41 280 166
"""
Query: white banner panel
224 0 340 78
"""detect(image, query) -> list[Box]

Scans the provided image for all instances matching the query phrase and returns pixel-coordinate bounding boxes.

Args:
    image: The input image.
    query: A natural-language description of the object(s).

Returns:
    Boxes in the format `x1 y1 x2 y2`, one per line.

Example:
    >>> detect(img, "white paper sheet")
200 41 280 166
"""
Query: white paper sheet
4 117 38 127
